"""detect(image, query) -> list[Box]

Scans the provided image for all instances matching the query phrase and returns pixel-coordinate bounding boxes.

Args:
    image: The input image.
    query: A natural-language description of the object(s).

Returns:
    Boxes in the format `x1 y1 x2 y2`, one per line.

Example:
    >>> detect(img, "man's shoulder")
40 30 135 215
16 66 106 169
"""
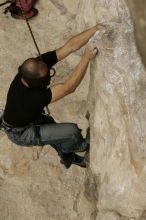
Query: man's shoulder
39 50 58 69
11 73 21 84
7 73 20 90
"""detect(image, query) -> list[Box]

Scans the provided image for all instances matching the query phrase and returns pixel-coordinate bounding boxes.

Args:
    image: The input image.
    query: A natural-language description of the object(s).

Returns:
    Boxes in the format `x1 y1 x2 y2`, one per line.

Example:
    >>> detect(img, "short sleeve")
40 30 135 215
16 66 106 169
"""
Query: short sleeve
39 50 58 69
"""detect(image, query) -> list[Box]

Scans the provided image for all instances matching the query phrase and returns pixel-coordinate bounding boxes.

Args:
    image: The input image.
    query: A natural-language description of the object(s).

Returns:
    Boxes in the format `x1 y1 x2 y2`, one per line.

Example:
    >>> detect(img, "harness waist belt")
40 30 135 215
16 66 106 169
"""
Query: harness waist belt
2 119 27 129
2 119 14 128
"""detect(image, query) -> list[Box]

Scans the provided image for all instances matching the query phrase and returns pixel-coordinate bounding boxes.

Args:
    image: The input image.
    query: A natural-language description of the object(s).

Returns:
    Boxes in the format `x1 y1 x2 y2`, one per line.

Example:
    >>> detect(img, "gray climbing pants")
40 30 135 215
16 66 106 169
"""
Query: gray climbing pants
3 115 88 168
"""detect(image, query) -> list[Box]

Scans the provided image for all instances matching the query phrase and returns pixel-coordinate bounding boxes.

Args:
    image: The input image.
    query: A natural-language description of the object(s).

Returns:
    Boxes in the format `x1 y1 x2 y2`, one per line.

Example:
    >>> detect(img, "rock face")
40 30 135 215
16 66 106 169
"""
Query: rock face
0 0 146 219
77 0 146 219
126 0 146 68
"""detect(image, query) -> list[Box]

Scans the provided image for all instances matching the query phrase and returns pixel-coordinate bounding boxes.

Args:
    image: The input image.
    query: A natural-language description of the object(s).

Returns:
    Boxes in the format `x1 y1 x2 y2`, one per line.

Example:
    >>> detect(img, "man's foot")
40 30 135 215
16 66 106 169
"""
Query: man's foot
75 143 89 153
11 7 38 20
60 154 87 168
72 154 86 168
62 142 89 153
60 153 75 169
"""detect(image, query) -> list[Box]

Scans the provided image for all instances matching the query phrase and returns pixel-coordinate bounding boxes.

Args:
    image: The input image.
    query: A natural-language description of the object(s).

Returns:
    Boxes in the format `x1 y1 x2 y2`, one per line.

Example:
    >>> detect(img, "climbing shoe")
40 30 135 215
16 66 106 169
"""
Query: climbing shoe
60 153 75 169
75 143 89 153
72 154 86 168
60 154 86 169
62 142 89 154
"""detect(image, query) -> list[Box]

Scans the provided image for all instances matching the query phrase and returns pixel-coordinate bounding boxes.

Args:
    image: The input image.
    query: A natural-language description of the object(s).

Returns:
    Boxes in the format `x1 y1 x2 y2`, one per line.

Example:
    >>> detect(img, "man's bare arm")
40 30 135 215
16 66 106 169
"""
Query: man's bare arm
50 46 97 103
56 24 104 61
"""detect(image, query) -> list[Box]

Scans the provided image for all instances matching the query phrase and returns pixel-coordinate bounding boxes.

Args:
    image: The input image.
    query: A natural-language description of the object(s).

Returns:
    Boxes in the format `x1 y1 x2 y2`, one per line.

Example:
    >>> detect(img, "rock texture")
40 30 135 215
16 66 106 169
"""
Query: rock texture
77 0 146 219
1 0 146 220
126 0 146 68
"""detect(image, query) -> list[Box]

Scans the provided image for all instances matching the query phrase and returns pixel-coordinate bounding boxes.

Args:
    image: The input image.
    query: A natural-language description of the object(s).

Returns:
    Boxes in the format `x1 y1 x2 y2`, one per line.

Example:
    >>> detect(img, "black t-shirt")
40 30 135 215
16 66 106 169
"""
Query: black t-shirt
4 50 58 127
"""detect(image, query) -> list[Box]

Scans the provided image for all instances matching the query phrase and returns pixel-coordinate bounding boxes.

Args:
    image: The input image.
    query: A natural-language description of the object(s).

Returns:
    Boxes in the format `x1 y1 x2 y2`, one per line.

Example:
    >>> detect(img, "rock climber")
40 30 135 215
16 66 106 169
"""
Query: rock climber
0 0 38 19
2 24 104 169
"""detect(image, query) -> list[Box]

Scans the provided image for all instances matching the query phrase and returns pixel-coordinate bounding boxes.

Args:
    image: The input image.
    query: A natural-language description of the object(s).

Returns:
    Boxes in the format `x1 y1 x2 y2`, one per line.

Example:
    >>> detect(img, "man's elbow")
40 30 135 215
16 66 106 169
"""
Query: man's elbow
63 83 76 95
69 88 76 93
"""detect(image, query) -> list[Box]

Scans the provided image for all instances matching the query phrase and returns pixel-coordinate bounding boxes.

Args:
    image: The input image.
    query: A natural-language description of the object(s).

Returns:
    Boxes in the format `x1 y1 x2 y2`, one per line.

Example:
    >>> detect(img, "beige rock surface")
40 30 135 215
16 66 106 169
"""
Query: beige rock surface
1 0 146 220
77 0 146 219
126 0 146 68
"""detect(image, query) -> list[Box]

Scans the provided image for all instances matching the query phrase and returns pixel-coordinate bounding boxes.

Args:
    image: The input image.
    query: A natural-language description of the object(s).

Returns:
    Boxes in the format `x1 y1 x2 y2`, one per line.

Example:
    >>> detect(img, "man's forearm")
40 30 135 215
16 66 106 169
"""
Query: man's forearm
67 25 101 52
64 55 90 93
50 46 96 103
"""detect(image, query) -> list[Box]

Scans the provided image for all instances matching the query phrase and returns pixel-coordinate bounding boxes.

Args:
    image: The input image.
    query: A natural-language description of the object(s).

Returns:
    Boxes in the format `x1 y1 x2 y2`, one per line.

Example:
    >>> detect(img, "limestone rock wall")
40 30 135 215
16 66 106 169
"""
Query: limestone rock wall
77 0 146 219
126 0 146 68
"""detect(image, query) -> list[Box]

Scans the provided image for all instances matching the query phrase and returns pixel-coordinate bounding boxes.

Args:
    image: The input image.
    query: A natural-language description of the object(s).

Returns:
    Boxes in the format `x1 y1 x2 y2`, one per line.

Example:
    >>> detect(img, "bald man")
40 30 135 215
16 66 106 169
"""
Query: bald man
2 24 103 169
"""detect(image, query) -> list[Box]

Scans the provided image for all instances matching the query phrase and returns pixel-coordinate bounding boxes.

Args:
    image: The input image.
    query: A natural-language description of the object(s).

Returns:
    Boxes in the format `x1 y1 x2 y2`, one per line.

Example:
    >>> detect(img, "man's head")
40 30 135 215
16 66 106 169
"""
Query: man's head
18 58 51 88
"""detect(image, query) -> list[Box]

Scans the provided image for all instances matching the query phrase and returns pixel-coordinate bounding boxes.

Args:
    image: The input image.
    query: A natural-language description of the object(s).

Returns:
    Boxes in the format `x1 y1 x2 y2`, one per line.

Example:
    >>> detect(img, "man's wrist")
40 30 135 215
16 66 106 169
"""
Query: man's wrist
96 23 106 30
83 54 90 63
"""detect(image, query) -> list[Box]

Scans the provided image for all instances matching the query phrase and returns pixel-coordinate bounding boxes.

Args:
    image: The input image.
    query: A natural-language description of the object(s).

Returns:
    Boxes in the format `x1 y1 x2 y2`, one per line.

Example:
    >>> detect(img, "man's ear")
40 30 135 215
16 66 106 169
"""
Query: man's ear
50 68 56 77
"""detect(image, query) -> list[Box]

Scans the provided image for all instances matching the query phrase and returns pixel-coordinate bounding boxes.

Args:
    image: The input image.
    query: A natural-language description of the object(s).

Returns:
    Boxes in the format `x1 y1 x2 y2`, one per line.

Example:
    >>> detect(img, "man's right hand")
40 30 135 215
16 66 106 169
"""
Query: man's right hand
50 46 96 103
84 45 99 61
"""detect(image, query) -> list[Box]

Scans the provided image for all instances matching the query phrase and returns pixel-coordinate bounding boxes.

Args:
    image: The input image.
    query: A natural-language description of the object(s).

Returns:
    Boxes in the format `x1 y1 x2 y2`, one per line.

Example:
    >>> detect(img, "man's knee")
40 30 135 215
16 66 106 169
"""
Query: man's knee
68 123 81 134
68 123 83 142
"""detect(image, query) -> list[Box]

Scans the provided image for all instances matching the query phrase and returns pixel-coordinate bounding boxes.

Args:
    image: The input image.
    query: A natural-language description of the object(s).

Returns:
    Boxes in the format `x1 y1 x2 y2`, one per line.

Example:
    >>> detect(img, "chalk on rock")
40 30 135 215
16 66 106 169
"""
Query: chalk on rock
88 28 106 52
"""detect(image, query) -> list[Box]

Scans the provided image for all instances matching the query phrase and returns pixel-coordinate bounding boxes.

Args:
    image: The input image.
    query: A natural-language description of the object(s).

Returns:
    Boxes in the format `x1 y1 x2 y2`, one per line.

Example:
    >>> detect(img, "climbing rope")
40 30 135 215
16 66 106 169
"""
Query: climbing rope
18 0 41 56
